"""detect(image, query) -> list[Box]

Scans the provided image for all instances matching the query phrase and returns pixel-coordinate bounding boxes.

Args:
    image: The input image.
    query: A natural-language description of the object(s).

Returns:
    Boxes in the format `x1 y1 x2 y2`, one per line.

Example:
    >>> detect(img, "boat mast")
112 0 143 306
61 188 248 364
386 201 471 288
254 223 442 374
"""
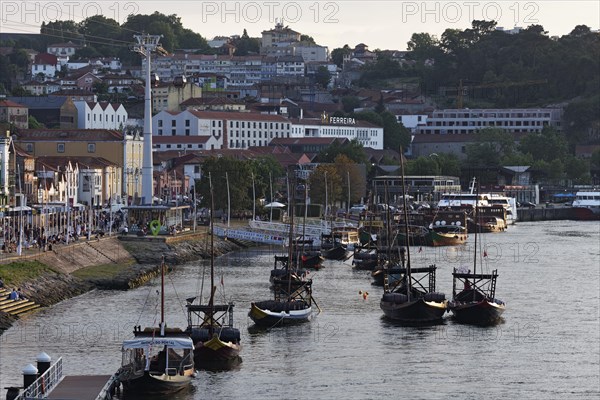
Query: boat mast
399 149 412 299
287 170 295 301
473 180 478 276
209 173 215 329
160 255 165 336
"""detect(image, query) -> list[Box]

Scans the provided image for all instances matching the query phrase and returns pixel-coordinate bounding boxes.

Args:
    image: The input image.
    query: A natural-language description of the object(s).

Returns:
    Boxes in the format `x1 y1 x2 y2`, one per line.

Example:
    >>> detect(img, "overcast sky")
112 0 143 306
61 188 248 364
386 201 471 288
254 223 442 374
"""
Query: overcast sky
1 1 599 50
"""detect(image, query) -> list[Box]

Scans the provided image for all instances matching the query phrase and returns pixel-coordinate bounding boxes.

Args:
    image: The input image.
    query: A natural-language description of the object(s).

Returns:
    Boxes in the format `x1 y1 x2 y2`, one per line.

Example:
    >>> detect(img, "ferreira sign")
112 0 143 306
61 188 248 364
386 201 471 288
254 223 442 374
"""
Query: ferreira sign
321 112 356 125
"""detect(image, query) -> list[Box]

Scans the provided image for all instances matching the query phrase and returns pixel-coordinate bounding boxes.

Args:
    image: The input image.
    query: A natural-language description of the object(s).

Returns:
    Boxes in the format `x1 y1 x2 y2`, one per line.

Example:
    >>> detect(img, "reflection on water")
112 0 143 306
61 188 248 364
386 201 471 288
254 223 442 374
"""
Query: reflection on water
1 221 599 399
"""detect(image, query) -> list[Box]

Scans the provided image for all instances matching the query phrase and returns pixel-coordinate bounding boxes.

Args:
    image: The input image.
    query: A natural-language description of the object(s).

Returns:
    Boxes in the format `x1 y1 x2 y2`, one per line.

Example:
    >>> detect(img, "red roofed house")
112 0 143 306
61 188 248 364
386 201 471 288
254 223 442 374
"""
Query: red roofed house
31 53 59 78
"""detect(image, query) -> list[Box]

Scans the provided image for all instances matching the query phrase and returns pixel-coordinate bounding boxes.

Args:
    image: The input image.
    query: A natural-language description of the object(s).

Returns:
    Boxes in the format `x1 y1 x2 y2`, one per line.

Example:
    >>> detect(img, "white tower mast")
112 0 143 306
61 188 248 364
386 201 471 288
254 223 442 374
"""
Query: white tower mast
132 34 163 205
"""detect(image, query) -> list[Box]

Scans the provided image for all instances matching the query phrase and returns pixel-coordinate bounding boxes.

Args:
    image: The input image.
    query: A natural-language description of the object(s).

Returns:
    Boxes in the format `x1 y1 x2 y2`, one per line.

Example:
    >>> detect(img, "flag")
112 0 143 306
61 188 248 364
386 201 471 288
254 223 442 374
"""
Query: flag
220 274 224 286
418 247 422 253
483 250 488 257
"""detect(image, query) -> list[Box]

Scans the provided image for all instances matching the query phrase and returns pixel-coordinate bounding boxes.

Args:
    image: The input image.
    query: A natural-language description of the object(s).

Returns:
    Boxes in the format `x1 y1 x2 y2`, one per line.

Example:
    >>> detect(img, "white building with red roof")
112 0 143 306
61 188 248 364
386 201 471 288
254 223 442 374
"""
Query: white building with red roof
152 110 292 150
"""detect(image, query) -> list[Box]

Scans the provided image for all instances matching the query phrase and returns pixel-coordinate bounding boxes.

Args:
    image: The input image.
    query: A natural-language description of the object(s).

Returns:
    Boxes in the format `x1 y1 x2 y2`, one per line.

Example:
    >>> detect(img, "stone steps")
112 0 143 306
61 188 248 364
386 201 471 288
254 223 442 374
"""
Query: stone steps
0 289 42 317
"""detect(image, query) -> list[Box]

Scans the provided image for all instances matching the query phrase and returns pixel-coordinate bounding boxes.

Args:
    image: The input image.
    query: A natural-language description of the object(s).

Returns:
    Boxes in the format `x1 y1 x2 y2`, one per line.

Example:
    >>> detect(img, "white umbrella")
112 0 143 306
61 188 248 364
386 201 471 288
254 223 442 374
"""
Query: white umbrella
264 201 286 208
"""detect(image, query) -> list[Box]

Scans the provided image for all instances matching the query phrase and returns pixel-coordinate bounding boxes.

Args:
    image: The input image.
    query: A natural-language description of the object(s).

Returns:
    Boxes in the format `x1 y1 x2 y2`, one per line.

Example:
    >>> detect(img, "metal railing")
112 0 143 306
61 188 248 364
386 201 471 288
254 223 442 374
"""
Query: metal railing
15 357 63 400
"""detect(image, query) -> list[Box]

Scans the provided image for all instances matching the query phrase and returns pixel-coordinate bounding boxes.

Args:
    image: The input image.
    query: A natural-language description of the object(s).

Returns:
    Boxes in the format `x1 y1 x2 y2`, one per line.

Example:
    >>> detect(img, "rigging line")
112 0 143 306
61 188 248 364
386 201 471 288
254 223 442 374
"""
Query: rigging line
2 19 141 46
24 10 145 36
1 25 135 51
166 270 187 319
134 282 155 326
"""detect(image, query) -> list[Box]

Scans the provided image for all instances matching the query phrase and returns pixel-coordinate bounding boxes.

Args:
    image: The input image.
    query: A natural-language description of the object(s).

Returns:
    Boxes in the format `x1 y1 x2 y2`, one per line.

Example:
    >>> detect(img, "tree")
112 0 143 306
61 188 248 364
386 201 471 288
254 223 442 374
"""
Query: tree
407 32 439 62
196 157 252 212
233 29 260 56
565 156 590 184
314 66 331 88
28 115 44 129
381 112 411 151
300 34 316 44
248 156 285 202
334 154 366 207
331 44 351 68
315 139 367 165
519 127 568 162
308 165 342 208
407 156 440 175
341 96 360 113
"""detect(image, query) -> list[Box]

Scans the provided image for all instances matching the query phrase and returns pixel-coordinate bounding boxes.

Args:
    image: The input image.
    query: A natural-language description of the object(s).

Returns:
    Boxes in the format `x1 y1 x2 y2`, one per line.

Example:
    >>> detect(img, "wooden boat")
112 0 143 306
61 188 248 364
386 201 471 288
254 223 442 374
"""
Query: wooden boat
292 237 324 269
380 151 447 324
426 210 468 246
429 224 468 246
249 176 316 327
119 336 195 394
185 175 242 370
320 232 348 260
118 259 195 394
448 269 505 325
448 189 506 325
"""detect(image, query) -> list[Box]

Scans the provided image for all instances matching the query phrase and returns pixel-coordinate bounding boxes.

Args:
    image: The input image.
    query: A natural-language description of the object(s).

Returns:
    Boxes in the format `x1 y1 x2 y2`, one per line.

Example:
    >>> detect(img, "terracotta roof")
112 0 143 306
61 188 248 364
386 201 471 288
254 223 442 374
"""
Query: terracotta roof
187 110 290 122
0 100 27 108
36 156 116 169
15 129 123 141
269 137 348 145
180 97 244 106
153 136 212 144
412 132 528 143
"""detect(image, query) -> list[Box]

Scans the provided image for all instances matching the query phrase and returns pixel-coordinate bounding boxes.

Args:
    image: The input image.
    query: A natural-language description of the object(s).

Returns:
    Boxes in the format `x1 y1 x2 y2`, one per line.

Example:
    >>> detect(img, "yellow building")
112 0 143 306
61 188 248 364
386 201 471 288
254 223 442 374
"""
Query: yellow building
13 128 143 201
152 82 202 113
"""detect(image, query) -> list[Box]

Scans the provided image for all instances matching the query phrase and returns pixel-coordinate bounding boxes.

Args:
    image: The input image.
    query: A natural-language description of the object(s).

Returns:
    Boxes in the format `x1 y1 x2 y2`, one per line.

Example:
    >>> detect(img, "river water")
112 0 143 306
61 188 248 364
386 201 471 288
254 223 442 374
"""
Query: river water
0 221 599 399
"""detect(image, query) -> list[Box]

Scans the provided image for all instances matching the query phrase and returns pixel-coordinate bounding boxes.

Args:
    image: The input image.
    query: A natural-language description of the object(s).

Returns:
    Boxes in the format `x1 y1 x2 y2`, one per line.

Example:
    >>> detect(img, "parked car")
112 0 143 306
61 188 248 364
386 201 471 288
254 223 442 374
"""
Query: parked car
518 201 536 209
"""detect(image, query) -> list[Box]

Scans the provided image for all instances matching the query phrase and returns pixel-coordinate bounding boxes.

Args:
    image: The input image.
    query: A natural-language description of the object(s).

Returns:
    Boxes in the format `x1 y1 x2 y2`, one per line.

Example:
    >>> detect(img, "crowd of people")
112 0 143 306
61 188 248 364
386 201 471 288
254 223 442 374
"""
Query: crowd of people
1 210 128 254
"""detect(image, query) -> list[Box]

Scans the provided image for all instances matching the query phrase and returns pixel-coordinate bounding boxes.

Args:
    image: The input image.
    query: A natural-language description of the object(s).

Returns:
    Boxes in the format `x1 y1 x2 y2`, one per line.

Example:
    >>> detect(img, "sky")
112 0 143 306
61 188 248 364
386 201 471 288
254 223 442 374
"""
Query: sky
1 1 599 50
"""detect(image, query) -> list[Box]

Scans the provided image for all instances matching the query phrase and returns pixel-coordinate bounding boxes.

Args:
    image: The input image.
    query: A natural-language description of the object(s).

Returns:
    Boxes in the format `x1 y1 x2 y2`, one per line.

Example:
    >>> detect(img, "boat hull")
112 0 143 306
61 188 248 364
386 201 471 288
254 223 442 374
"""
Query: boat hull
322 245 348 260
121 371 192 395
380 297 447 324
194 336 241 370
572 206 600 221
430 231 467 246
248 302 312 327
449 300 505 325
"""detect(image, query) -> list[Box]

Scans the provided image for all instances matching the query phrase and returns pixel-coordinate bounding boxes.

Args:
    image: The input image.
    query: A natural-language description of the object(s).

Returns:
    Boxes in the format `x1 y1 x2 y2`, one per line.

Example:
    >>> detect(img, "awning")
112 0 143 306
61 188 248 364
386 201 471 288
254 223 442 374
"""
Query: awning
264 201 286 208
122 337 194 350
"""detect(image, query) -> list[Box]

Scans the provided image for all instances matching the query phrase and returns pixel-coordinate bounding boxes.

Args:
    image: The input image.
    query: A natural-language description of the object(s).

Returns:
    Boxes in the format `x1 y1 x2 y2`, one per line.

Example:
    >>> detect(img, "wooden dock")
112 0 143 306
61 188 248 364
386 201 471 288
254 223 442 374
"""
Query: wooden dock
46 375 113 400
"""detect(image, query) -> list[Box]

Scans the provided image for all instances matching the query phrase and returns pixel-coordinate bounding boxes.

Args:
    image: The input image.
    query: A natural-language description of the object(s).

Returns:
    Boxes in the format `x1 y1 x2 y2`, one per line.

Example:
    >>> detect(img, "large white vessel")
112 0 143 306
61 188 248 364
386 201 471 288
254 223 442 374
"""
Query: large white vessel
572 190 600 220
436 180 517 225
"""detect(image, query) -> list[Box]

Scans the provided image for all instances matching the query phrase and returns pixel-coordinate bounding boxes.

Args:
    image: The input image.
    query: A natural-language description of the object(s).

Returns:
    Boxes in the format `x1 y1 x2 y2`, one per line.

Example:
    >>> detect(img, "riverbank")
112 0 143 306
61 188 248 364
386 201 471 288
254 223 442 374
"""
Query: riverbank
0 230 245 334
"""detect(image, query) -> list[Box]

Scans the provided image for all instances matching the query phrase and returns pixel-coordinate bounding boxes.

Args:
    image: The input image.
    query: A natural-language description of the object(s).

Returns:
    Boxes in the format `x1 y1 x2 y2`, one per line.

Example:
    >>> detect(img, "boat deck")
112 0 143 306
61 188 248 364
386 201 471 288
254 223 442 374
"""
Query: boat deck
47 375 112 400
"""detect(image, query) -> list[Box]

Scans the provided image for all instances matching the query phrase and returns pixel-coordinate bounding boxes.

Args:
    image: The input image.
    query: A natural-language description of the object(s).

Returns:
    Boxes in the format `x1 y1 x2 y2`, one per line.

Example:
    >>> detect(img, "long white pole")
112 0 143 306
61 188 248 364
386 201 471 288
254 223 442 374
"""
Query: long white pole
269 172 273 222
141 49 153 204
347 171 351 214
252 172 255 221
16 164 23 256
226 172 230 227
324 171 328 218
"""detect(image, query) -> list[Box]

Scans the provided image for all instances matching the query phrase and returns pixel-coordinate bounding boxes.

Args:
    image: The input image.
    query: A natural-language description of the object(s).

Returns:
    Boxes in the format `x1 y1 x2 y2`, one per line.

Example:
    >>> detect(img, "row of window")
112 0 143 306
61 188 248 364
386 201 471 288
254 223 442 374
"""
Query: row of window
87 114 123 122
28 143 96 153
431 120 549 127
